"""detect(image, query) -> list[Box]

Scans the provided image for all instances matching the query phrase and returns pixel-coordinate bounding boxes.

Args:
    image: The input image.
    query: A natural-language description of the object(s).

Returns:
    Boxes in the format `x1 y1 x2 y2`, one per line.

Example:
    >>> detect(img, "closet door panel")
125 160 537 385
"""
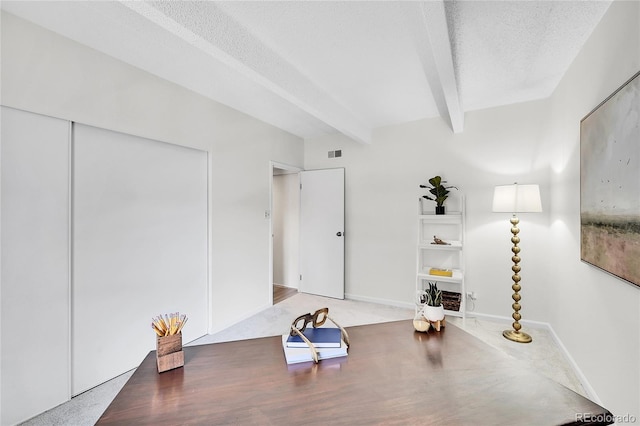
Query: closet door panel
1 107 70 425
72 124 207 395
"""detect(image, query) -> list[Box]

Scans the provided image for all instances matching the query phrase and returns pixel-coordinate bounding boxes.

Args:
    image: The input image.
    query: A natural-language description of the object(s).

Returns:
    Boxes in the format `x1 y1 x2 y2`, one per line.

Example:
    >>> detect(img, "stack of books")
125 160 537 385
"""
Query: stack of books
281 327 348 364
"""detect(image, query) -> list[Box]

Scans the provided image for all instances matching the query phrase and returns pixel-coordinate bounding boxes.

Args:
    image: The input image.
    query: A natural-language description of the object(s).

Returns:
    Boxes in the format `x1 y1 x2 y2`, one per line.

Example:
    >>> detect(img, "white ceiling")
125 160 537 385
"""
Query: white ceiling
2 1 612 144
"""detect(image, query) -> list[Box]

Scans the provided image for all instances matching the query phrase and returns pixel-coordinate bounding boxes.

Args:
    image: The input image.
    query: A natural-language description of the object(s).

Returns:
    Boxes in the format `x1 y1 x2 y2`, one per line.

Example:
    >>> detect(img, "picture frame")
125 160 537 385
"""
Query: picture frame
580 70 640 288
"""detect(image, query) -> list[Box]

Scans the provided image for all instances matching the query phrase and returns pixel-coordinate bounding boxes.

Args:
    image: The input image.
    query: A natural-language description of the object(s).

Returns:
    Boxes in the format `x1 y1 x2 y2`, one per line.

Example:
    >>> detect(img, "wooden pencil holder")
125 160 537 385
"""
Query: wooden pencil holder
156 333 184 373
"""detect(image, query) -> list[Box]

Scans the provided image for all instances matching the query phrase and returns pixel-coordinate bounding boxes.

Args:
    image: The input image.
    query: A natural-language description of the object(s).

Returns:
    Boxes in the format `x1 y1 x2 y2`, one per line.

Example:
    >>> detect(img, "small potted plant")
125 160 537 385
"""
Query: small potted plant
422 282 444 324
420 176 457 215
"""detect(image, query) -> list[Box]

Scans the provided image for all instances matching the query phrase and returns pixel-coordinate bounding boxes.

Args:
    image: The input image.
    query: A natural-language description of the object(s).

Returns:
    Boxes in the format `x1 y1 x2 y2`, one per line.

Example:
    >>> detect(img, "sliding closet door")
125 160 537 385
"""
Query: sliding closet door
1 107 70 425
72 124 208 395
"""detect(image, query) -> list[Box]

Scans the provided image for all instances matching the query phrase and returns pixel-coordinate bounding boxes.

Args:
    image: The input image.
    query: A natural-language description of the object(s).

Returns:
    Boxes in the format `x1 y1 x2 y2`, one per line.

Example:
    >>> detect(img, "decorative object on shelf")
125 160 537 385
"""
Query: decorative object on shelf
442 290 462 312
422 282 445 331
493 183 542 343
580 70 640 288
420 175 457 215
429 267 453 277
431 235 450 245
152 312 188 372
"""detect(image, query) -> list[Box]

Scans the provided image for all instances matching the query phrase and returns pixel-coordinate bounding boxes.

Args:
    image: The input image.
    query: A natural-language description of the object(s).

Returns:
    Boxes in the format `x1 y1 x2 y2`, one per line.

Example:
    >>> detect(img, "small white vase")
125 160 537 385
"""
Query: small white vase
422 304 445 322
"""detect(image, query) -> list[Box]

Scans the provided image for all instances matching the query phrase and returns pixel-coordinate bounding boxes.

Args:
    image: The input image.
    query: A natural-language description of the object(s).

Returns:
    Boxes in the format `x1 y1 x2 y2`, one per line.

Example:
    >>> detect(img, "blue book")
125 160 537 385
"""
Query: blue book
281 335 347 365
286 327 342 348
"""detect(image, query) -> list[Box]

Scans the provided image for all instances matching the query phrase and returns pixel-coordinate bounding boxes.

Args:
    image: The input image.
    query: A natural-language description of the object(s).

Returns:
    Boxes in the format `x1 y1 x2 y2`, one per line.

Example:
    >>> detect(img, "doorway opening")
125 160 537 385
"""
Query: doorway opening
270 161 302 305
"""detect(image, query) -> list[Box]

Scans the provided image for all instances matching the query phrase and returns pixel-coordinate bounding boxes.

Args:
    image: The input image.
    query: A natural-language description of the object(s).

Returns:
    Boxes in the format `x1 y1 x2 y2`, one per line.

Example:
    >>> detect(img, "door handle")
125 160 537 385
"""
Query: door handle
336 232 343 237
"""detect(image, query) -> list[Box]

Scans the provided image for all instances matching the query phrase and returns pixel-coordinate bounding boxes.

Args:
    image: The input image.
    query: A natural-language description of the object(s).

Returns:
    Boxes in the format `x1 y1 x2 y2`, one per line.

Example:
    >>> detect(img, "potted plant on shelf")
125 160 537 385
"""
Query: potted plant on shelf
420 175 457 215
422 282 445 331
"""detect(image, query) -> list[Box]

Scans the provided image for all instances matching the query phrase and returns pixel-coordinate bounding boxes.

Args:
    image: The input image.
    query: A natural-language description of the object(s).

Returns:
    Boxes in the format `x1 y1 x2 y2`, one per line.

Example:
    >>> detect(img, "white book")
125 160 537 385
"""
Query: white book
281 335 348 364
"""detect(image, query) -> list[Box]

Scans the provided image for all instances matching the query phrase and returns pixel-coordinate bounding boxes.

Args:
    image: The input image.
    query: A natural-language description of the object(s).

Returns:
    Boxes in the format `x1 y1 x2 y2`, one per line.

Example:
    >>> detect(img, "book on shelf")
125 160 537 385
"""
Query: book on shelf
429 267 453 277
281 335 348 364
286 327 342 348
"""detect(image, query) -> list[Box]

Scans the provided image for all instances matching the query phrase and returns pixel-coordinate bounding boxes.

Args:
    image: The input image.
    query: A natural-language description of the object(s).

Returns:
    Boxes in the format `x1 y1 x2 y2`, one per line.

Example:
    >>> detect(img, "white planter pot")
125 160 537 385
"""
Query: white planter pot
422 304 445 322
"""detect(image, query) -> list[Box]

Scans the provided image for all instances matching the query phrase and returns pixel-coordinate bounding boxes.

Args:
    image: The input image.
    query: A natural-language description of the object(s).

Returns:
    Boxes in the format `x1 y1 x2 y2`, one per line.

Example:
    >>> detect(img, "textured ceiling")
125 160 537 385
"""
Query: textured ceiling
1 1 612 143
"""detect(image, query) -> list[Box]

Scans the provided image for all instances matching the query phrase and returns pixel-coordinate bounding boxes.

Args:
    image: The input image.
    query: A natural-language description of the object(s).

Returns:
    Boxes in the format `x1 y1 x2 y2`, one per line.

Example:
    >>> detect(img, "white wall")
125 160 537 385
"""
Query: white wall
305 101 551 317
305 0 639 419
1 10 303 329
545 0 640 419
273 173 300 288
1 11 303 423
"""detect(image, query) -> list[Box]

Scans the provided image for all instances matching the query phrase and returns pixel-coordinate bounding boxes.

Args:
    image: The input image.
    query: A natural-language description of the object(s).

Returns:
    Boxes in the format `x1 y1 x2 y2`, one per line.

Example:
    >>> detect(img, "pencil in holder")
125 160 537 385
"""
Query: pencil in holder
156 333 184 373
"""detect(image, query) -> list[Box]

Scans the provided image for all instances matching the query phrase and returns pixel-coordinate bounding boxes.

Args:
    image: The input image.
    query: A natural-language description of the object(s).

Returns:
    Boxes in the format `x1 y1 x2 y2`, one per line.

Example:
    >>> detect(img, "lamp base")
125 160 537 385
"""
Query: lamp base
503 330 532 343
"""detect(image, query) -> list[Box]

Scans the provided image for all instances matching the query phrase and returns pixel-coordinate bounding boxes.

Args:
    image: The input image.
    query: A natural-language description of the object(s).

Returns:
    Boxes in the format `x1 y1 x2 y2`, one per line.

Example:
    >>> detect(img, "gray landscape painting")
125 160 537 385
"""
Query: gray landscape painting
580 71 640 287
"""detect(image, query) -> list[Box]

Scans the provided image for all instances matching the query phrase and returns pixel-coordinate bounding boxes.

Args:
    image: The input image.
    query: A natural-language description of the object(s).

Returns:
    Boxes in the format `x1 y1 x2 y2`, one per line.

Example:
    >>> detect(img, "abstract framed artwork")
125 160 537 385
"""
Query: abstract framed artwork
580 70 640 288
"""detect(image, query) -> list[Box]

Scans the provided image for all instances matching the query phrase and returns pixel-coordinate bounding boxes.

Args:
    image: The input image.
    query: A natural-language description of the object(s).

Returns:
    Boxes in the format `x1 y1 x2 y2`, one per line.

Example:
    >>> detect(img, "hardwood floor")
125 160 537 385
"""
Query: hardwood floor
273 284 298 304
97 320 612 425
25 292 592 425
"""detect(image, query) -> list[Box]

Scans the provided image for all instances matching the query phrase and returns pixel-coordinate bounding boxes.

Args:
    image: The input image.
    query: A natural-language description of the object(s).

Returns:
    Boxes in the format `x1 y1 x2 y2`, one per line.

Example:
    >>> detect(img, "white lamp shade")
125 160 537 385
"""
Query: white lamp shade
492 184 542 213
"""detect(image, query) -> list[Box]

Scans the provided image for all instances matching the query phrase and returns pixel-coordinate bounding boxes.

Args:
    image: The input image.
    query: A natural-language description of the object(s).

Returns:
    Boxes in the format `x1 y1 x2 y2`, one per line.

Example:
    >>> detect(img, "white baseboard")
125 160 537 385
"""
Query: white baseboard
545 324 603 405
471 312 549 329
345 293 414 310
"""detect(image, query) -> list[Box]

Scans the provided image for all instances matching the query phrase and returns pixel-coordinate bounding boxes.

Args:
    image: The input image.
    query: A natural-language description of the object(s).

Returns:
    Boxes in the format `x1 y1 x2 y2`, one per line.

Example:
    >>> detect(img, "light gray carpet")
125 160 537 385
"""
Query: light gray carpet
190 292 415 346
20 293 585 425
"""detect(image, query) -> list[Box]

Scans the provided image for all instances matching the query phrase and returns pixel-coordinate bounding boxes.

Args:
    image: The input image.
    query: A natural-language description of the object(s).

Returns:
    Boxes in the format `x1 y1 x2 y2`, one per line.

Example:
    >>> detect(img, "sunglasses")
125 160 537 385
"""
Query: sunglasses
290 308 329 336
289 307 350 363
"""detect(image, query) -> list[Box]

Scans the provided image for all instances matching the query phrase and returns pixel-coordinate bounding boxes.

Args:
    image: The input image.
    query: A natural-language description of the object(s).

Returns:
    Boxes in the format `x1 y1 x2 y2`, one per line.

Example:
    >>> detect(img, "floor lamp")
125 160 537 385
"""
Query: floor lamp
492 183 542 343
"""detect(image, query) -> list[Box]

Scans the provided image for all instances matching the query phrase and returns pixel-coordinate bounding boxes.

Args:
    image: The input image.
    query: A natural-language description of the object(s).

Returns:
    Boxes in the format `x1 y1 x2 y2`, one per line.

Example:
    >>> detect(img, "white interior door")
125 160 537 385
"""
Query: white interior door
1 107 71 425
299 168 345 299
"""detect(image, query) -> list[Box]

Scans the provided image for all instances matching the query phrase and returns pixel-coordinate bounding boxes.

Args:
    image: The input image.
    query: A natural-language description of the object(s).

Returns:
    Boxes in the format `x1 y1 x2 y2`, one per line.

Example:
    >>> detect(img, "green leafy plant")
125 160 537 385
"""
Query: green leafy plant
424 282 442 307
420 176 457 207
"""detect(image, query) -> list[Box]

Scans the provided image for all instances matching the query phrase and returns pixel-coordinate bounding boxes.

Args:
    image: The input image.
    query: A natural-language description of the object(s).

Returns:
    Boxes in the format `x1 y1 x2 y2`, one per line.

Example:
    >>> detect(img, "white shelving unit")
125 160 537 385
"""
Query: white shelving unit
416 196 466 319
